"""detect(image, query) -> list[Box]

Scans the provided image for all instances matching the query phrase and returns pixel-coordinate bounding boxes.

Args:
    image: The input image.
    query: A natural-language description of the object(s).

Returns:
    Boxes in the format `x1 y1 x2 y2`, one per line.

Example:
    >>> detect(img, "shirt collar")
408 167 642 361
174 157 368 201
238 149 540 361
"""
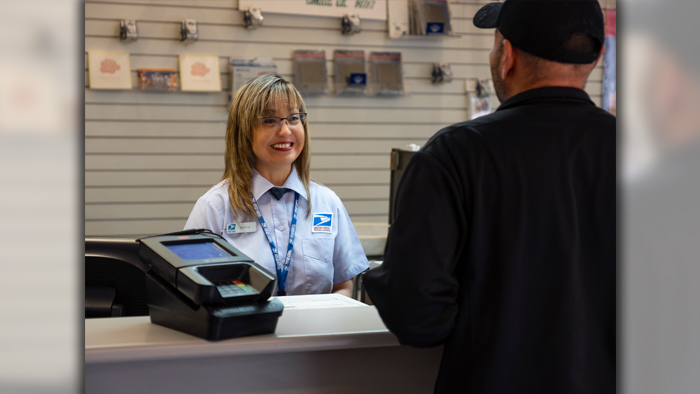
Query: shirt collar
252 166 308 201
496 87 595 112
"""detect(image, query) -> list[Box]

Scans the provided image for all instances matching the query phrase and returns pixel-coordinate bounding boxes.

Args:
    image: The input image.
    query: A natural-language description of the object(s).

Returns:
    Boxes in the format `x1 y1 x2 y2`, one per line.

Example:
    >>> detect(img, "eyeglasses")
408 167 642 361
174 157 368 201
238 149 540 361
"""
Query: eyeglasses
258 113 307 129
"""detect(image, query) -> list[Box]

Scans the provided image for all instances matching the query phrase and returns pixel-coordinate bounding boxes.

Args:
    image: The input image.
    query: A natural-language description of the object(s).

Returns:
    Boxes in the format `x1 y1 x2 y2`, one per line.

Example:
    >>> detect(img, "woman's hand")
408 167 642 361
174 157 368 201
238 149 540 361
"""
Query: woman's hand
331 279 353 298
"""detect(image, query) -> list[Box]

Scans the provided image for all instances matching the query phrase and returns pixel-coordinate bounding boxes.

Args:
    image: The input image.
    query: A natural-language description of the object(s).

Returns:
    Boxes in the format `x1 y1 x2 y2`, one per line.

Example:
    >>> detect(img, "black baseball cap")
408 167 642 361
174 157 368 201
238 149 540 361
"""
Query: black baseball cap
473 0 605 64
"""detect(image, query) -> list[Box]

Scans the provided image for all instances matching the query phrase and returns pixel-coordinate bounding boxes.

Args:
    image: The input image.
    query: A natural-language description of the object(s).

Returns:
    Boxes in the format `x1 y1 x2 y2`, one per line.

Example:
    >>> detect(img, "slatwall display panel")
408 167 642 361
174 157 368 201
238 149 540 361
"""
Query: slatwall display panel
85 0 610 238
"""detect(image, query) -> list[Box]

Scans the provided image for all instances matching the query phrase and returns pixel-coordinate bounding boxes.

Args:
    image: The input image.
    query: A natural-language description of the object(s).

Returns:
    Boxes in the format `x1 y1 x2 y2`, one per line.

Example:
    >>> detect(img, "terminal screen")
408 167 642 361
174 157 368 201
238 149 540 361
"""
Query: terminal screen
166 241 232 260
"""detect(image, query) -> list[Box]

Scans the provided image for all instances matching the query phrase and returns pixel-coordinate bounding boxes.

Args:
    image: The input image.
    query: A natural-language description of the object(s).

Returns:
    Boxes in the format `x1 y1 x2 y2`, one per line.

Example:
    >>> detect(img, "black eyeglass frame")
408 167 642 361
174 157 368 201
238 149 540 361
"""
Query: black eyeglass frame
258 112 308 128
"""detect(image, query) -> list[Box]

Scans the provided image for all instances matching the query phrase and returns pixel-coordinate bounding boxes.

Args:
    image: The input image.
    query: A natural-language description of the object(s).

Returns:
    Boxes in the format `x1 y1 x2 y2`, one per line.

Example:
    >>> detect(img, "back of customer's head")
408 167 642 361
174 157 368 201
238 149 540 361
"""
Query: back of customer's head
474 0 605 101
222 74 311 219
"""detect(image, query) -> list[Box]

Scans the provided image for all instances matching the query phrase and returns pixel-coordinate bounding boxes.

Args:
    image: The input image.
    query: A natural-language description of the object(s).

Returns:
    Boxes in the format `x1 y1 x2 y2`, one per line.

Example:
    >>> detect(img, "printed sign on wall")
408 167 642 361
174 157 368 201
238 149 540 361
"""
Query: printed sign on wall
230 58 278 96
239 0 386 21
179 55 221 92
87 51 132 90
602 8 616 116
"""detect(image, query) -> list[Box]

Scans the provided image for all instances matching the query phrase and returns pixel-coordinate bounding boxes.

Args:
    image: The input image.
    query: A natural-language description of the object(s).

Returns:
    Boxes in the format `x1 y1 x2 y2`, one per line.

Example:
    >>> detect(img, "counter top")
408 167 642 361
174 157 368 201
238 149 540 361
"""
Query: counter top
85 294 398 364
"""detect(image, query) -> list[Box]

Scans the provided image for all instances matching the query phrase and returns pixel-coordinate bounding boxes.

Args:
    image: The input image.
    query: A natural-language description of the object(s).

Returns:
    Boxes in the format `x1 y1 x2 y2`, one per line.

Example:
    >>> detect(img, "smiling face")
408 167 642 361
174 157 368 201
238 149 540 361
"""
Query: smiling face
251 100 305 180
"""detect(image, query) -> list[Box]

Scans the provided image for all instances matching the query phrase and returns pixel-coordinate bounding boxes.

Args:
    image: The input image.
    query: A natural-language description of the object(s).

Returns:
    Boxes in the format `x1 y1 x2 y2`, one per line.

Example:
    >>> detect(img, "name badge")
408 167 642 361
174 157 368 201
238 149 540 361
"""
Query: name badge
226 222 256 234
312 213 333 234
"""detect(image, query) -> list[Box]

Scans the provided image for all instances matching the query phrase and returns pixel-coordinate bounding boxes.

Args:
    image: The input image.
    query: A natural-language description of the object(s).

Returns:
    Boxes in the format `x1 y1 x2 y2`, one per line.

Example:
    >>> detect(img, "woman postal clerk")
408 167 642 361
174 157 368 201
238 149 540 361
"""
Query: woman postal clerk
185 74 369 297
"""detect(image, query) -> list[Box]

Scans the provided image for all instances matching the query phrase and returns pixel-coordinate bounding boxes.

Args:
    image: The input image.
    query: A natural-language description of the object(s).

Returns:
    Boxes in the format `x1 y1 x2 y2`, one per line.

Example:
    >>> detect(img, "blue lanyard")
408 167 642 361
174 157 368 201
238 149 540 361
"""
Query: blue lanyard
251 191 299 296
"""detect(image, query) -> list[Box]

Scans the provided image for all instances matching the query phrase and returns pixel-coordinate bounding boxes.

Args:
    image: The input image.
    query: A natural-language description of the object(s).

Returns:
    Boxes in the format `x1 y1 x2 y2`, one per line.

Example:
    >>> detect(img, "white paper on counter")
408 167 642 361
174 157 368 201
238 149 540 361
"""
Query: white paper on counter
273 294 366 309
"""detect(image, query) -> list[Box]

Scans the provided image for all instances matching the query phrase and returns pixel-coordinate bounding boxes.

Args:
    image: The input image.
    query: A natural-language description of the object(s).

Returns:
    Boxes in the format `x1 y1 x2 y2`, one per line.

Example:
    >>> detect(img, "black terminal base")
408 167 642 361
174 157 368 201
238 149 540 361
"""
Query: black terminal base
146 271 284 341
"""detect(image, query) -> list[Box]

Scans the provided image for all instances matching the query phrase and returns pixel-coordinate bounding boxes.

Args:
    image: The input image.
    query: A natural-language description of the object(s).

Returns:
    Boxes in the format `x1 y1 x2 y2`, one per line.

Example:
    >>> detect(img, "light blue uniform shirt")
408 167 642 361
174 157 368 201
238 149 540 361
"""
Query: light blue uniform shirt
184 167 369 295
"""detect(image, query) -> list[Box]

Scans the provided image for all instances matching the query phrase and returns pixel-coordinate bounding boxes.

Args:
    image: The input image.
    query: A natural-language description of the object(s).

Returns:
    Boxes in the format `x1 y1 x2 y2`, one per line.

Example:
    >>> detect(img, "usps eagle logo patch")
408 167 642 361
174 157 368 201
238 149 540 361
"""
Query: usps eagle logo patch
312 213 333 233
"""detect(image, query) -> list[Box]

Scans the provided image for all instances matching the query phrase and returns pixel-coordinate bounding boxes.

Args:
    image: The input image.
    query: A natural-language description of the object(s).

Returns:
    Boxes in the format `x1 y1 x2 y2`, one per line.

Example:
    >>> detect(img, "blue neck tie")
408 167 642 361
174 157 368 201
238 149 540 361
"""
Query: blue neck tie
269 187 291 200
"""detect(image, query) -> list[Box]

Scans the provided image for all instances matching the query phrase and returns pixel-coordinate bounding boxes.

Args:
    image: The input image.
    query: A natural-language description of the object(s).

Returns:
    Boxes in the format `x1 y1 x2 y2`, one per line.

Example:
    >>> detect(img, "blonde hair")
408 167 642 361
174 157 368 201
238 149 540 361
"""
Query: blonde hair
222 74 311 220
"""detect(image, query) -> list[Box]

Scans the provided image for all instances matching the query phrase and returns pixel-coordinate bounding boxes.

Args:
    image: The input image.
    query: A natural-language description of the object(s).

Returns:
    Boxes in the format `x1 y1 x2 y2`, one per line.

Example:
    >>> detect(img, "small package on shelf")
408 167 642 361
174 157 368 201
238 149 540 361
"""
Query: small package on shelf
334 50 367 95
410 0 453 35
388 0 410 38
293 50 328 95
137 69 178 91
370 52 405 96
229 58 277 97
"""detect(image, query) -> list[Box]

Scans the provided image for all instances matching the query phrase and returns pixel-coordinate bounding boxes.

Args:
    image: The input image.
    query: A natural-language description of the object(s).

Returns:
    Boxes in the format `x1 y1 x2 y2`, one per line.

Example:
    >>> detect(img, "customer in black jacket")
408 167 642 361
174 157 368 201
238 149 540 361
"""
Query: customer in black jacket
363 1 616 393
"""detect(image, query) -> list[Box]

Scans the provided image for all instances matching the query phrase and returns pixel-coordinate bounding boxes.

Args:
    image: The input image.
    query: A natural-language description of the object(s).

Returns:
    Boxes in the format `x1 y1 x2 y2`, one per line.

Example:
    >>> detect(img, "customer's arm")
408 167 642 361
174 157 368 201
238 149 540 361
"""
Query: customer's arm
363 148 467 348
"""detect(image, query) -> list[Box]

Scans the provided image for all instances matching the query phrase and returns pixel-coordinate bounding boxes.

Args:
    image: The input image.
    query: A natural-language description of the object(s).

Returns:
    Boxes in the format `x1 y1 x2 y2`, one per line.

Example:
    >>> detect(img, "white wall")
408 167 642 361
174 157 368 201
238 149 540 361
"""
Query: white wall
85 0 611 238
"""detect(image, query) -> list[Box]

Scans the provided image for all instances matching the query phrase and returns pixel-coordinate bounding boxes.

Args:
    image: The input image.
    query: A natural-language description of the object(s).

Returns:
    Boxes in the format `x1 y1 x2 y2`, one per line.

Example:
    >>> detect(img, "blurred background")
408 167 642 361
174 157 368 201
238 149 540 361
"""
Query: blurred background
1 0 698 392
622 0 700 392
0 0 80 393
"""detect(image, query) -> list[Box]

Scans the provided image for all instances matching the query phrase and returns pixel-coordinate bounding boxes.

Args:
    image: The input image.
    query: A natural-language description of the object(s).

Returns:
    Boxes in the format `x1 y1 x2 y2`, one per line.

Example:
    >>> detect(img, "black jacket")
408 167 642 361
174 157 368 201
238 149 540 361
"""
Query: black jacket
363 87 616 393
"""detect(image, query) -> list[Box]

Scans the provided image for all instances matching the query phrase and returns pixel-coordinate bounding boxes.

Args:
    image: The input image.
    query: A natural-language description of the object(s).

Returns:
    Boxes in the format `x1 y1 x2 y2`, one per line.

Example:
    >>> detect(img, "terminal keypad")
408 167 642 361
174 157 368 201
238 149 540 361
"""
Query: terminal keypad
217 280 258 298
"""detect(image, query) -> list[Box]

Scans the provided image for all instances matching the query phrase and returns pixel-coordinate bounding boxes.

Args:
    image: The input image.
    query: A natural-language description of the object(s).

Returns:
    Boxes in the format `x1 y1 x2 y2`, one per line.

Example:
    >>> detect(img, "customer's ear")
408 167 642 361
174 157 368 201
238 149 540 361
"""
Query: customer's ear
501 39 515 81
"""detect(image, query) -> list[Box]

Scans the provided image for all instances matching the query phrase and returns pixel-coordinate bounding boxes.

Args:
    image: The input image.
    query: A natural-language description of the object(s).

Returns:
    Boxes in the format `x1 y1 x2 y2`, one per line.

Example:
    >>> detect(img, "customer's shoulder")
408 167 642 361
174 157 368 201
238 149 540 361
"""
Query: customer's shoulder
421 113 502 154
433 109 512 139
589 106 617 126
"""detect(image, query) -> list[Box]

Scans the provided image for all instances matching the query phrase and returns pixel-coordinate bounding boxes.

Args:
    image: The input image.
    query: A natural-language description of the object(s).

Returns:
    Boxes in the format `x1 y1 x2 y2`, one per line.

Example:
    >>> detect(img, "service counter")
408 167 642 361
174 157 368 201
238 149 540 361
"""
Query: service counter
85 294 443 394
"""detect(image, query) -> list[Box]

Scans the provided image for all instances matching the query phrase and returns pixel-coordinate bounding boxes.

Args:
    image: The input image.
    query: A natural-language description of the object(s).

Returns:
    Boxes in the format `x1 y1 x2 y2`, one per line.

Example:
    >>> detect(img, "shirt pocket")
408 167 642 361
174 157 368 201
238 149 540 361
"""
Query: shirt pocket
301 238 334 293
301 238 333 262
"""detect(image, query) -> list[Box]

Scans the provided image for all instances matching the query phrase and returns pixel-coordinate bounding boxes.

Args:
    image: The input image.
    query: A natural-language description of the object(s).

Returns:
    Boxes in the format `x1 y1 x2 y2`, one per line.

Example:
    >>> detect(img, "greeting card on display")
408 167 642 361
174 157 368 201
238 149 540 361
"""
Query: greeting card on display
179 55 221 92
137 69 178 91
87 51 132 89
